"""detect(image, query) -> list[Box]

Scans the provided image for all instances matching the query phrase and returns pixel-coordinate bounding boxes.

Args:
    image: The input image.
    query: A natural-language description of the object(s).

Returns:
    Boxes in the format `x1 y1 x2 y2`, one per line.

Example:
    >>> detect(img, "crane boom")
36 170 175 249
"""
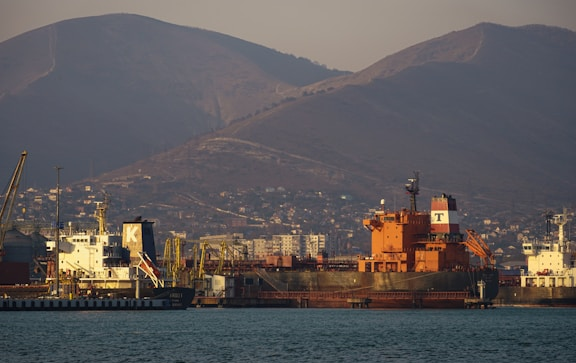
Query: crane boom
0 151 28 260
464 229 495 268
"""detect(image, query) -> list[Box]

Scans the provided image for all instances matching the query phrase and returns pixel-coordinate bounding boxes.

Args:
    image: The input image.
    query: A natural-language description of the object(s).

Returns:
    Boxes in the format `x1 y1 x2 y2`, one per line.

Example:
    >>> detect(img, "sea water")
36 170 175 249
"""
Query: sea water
1 307 574 363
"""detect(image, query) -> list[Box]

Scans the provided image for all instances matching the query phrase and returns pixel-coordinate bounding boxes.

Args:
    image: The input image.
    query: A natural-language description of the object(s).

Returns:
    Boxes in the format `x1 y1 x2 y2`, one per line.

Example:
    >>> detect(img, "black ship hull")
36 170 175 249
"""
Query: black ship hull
250 270 498 296
232 269 499 308
495 286 576 307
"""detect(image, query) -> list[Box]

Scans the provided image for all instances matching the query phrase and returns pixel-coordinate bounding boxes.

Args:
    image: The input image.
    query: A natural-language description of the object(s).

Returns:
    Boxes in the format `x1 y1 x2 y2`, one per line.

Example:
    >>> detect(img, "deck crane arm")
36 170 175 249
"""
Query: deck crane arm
0 151 27 260
137 251 164 288
463 229 495 268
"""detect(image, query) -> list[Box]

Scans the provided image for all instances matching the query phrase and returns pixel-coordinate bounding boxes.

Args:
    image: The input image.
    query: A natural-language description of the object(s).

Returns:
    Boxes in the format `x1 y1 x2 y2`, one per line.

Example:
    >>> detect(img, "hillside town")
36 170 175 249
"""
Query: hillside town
6 179 568 272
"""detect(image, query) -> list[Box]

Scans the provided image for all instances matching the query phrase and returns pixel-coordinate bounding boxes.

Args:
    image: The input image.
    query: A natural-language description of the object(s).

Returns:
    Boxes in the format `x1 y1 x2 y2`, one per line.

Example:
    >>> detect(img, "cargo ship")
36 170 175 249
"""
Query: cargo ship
1 198 194 311
495 209 576 306
216 174 499 308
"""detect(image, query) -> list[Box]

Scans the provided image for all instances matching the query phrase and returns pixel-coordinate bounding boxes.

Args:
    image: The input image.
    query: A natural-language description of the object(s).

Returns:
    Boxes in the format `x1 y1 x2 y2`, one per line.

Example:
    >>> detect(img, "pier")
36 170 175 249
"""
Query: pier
1 297 175 311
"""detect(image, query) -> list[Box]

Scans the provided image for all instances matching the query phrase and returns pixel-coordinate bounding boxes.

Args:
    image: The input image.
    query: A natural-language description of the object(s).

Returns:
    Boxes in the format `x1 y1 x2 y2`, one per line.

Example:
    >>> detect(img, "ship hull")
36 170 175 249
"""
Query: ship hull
236 269 499 308
81 285 196 308
251 270 498 296
495 286 576 307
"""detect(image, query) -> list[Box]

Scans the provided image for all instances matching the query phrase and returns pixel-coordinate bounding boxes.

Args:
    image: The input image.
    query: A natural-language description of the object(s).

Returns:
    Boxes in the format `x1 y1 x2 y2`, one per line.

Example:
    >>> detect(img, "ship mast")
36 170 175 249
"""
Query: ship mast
94 193 110 234
553 209 573 252
405 171 419 212
544 210 554 241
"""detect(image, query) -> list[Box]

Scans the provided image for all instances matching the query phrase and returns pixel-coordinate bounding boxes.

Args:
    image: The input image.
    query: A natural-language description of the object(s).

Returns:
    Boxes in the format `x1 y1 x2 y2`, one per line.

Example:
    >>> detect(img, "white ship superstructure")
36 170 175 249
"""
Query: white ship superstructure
48 199 164 293
58 228 133 289
521 210 576 288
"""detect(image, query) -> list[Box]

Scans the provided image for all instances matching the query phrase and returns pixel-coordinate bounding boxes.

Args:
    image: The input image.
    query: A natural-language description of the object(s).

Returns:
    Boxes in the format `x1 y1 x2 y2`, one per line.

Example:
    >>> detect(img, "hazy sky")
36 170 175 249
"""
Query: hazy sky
1 0 575 71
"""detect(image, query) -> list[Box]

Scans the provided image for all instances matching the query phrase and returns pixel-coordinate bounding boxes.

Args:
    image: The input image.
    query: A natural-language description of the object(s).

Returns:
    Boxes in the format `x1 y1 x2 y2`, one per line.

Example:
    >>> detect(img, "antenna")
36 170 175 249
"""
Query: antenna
405 171 419 212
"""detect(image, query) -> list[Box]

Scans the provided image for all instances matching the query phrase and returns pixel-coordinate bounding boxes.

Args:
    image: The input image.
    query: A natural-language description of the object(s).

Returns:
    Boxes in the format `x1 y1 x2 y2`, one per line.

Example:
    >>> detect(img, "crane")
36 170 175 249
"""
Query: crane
137 251 164 288
197 241 209 280
163 237 182 287
0 151 28 261
214 240 228 275
463 229 495 268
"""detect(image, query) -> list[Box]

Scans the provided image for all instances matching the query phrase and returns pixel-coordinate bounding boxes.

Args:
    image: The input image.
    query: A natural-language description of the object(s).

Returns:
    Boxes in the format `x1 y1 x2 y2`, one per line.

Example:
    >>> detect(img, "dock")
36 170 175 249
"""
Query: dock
1 297 179 311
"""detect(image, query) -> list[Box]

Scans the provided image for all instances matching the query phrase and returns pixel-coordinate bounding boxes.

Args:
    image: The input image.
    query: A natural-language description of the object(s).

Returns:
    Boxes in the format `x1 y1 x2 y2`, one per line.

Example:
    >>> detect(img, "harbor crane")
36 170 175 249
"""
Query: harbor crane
163 236 183 287
0 151 27 261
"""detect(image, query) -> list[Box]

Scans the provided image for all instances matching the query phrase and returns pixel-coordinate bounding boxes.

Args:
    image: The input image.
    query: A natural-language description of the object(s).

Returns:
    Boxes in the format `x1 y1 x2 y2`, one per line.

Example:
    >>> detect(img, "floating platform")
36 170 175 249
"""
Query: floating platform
464 297 494 309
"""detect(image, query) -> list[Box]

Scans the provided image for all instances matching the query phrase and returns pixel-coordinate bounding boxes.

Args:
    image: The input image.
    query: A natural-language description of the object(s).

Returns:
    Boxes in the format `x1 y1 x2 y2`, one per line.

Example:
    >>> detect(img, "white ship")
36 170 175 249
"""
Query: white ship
496 209 576 306
4 197 197 311
520 210 576 288
47 198 161 296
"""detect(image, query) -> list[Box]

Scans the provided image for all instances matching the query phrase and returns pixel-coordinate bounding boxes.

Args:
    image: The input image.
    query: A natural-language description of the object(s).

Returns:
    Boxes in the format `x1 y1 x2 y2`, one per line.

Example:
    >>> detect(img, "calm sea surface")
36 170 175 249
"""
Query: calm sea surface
1 307 574 363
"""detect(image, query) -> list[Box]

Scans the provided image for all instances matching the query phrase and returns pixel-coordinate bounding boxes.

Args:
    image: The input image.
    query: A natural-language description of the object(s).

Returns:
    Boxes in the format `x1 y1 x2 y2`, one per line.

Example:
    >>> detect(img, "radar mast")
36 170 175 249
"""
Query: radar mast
405 171 420 212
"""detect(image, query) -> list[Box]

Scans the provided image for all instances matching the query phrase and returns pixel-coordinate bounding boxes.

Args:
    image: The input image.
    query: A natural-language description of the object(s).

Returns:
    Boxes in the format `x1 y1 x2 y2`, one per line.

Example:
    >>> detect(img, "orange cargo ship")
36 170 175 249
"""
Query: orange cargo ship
359 174 486 274
228 174 499 308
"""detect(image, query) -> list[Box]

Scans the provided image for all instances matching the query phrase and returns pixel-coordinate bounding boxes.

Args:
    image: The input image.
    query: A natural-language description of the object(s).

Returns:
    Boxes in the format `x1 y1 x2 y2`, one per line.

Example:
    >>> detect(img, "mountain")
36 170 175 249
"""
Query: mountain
2 16 575 241
0 14 347 185
94 23 576 216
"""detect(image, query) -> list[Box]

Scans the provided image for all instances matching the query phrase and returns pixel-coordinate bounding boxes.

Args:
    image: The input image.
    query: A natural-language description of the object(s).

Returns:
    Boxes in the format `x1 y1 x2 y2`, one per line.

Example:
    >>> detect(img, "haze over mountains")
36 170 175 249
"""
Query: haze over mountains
0 14 346 184
2 14 575 224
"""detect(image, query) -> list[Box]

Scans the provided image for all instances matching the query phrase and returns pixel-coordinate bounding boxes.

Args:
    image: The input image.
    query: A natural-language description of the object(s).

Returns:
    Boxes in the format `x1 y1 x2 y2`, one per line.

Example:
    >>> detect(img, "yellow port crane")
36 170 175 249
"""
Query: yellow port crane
214 240 228 275
163 237 182 287
0 151 27 261
197 241 209 280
